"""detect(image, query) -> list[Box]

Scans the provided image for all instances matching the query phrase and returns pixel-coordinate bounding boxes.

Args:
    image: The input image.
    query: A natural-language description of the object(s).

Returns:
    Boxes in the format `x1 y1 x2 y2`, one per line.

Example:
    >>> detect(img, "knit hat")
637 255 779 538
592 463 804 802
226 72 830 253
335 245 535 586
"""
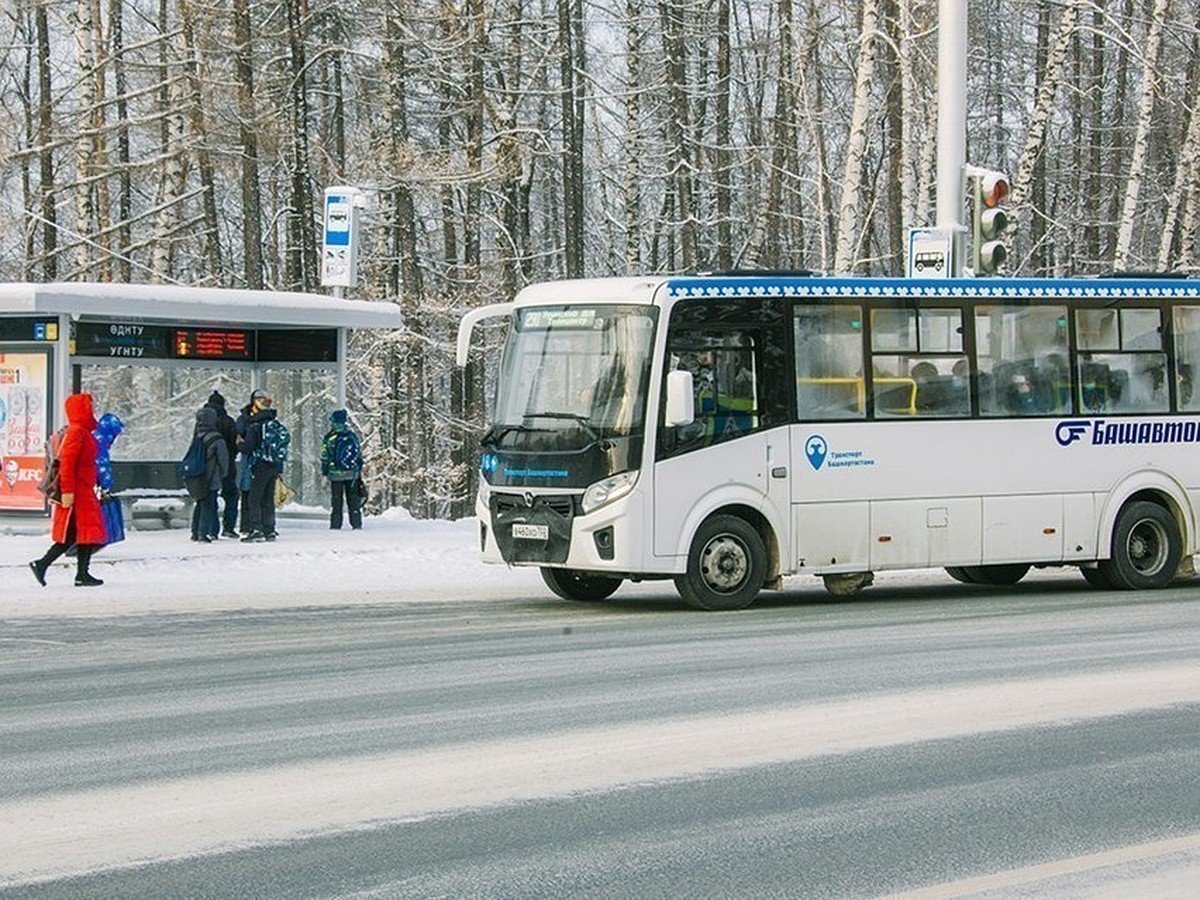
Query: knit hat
209 389 226 408
330 408 348 425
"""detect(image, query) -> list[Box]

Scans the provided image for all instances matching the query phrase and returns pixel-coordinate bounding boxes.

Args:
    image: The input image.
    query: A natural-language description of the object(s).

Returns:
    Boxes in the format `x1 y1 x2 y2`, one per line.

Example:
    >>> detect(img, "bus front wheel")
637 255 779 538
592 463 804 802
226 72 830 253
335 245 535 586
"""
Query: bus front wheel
541 568 622 602
675 515 767 611
1098 501 1181 590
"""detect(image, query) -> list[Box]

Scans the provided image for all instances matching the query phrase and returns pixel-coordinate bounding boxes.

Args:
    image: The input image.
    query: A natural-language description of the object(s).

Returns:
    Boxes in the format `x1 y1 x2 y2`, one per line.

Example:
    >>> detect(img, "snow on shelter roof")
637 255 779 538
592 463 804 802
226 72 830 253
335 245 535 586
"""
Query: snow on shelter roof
0 282 402 330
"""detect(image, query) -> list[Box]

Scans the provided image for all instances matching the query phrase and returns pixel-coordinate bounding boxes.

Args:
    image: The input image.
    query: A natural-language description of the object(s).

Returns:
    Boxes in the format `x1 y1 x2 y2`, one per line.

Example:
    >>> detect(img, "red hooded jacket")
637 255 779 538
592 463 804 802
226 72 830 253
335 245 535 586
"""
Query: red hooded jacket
51 393 107 546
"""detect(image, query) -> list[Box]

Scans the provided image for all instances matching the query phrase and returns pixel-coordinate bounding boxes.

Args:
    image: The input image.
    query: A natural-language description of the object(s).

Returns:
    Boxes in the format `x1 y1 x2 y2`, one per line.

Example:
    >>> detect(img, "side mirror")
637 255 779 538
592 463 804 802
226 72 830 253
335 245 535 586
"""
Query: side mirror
664 370 695 427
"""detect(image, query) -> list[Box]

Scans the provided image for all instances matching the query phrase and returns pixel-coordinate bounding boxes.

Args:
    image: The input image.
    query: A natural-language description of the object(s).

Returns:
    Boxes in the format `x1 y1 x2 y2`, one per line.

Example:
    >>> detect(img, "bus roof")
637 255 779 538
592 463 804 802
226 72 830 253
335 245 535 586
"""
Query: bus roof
665 273 1200 301
508 273 1200 309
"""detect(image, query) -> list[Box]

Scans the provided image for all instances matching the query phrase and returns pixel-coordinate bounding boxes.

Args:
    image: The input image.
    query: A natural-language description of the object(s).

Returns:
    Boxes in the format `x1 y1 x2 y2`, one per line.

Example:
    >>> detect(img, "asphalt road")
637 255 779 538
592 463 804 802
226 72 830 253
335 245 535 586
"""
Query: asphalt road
3 573 1200 898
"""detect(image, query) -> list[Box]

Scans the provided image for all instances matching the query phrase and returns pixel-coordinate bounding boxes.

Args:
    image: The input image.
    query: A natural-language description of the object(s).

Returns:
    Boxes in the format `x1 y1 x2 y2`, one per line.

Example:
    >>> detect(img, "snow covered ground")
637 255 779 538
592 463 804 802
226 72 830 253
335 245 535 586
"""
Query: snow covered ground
1 502 1093 618
0 505 544 617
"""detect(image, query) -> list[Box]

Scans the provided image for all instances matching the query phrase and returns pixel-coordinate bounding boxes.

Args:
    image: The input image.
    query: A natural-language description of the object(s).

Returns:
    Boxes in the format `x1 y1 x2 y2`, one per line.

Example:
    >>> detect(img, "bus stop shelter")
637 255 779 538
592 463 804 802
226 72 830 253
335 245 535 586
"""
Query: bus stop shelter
0 282 402 514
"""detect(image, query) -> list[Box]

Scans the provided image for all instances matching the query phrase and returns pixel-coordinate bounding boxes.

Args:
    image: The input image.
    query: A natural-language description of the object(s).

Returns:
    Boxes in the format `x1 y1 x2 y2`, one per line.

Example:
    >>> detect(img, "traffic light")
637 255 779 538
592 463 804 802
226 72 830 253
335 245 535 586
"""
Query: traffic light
970 168 1010 275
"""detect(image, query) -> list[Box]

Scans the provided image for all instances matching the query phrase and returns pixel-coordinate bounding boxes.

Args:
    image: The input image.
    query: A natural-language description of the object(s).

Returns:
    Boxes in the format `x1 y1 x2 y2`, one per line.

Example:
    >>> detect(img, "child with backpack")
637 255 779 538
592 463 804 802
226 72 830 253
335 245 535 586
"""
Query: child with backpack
319 408 364 530
236 390 290 542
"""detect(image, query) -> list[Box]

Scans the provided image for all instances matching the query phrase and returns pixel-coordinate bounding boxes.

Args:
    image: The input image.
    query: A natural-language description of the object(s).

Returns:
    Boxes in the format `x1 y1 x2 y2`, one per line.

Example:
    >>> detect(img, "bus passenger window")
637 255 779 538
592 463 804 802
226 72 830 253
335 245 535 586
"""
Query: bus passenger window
794 305 864 420
977 304 1068 417
1078 353 1168 414
1173 306 1200 412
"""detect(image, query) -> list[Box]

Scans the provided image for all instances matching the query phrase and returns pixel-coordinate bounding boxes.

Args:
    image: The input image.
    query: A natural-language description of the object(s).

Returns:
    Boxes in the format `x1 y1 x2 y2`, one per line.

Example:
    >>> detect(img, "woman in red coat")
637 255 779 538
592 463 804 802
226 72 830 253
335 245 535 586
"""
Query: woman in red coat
29 393 108 587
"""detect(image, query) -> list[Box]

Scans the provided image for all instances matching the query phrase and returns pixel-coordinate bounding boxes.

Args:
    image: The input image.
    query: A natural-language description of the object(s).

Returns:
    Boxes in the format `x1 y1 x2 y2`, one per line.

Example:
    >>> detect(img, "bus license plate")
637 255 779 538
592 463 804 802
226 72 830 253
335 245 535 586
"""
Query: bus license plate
512 523 549 540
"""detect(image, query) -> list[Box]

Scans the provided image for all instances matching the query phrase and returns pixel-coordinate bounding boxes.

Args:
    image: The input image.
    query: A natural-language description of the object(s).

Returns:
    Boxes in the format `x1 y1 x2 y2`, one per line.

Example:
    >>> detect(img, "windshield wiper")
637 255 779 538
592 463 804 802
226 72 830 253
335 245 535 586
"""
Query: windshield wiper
523 412 601 443
480 423 523 445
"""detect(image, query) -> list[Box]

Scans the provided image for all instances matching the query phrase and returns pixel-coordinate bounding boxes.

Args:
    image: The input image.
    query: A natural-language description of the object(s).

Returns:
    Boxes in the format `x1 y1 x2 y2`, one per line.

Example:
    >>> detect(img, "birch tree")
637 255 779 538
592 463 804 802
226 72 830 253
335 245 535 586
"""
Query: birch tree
1113 0 1170 270
833 0 881 274
1011 0 1077 272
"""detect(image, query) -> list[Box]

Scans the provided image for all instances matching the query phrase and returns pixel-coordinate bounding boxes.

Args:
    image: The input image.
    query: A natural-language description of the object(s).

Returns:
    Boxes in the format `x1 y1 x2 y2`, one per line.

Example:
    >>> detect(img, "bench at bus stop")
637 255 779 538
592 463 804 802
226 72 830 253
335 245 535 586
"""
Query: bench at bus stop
110 460 193 530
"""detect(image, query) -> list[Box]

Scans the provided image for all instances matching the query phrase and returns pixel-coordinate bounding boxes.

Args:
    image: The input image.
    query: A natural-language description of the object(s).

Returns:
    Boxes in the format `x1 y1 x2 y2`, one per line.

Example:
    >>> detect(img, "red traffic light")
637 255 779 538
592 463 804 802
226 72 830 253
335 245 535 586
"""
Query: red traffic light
980 172 1009 208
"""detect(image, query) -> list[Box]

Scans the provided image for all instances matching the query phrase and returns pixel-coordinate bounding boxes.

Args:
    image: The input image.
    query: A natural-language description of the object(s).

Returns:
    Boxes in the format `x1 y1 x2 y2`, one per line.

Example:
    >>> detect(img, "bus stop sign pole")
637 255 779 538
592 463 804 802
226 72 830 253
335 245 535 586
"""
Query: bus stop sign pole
321 186 361 291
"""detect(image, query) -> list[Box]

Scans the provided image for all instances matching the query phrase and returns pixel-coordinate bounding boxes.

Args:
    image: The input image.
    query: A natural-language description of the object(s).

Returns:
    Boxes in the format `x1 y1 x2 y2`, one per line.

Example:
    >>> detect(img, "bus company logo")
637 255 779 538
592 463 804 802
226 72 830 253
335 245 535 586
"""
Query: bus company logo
480 452 499 474
1056 418 1200 448
805 435 827 470
804 434 877 471
1055 420 1090 446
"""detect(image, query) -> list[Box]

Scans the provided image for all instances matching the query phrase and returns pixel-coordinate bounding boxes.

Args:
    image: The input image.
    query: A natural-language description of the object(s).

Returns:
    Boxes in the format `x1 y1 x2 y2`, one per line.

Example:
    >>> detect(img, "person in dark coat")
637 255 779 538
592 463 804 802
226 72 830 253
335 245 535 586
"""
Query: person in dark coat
319 408 363 530
204 390 240 537
237 390 281 542
29 393 107 587
234 396 254 533
190 407 230 543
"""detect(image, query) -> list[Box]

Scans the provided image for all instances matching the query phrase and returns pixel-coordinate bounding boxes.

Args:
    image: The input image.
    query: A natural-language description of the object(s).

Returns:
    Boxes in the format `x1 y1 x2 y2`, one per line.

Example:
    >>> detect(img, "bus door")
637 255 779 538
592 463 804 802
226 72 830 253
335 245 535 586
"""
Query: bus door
652 331 790 559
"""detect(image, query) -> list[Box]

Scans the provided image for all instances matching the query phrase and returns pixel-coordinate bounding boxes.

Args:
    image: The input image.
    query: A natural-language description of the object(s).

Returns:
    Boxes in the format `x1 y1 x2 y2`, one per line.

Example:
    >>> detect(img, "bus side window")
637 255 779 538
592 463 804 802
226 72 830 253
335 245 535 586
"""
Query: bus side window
977 304 1068 418
1173 306 1200 412
665 333 761 451
794 305 865 420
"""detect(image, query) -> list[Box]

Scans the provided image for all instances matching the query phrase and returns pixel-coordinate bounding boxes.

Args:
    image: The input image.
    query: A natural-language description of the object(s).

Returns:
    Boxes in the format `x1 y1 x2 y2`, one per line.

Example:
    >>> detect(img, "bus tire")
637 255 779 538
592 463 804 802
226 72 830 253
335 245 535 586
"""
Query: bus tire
1098 501 1181 590
540 568 622 602
962 564 1030 586
945 566 976 584
675 514 766 611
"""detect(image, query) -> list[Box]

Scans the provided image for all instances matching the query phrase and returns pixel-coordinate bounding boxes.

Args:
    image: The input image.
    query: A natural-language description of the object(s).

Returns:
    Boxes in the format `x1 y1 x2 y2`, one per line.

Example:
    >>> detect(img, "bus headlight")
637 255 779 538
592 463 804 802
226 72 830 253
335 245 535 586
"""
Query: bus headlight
581 470 638 514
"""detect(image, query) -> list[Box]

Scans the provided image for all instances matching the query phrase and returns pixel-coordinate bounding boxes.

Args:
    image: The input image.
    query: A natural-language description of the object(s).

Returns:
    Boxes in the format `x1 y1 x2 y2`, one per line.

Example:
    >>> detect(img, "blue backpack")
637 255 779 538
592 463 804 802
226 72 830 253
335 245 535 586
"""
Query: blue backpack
180 435 206 478
258 418 291 466
332 431 361 474
179 435 209 498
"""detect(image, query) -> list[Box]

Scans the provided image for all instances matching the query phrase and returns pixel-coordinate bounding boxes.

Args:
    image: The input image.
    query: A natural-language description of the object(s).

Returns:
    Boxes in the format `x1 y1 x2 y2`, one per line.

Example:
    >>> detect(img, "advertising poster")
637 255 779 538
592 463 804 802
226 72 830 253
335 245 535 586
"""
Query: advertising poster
0 351 50 511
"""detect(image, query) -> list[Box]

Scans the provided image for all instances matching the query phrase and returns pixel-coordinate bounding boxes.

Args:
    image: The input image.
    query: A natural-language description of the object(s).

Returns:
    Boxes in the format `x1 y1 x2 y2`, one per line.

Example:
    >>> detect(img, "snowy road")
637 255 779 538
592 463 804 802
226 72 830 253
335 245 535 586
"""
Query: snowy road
3 568 1200 897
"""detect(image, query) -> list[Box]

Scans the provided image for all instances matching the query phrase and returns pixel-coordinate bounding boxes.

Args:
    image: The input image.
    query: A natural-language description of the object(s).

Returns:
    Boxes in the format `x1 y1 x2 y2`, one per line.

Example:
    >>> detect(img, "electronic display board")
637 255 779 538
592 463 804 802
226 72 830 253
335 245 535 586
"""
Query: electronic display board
0 318 58 343
71 321 338 362
257 329 338 362
74 322 172 359
173 328 253 360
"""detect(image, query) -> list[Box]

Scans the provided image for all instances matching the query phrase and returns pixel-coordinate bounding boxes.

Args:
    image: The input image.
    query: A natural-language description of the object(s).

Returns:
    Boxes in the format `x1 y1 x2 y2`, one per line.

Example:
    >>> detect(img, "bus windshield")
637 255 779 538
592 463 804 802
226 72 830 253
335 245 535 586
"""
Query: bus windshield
490 305 658 449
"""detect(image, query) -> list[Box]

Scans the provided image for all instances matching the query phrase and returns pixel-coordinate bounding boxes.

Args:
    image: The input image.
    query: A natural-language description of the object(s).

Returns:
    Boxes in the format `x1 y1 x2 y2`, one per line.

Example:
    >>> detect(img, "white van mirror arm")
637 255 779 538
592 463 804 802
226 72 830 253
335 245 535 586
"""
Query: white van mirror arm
456 303 514 367
664 369 695 426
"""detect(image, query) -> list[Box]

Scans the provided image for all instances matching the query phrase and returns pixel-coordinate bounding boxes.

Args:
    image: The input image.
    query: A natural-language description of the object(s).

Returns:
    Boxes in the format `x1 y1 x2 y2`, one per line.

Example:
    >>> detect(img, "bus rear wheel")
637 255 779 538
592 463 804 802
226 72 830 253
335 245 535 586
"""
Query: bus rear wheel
945 566 975 584
541 568 622 602
1098 501 1181 590
675 514 767 611
945 564 1028 585
963 564 1030 586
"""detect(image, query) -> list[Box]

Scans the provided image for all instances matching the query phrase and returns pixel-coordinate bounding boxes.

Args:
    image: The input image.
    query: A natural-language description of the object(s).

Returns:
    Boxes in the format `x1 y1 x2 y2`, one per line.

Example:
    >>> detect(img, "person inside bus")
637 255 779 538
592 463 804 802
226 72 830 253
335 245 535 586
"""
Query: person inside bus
691 349 717 414
1178 363 1195 409
1079 361 1109 412
1006 372 1041 415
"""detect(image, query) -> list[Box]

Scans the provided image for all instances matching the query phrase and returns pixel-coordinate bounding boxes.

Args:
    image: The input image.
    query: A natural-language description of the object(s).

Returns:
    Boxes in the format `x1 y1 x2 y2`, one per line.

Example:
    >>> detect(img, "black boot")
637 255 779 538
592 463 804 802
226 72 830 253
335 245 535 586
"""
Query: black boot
29 559 48 587
75 546 103 587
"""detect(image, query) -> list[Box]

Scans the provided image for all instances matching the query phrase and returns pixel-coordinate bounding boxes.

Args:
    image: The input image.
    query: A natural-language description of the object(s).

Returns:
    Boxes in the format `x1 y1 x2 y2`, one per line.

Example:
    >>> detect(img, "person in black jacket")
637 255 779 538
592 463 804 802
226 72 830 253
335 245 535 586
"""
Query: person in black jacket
190 406 230 543
237 390 281 542
204 390 240 538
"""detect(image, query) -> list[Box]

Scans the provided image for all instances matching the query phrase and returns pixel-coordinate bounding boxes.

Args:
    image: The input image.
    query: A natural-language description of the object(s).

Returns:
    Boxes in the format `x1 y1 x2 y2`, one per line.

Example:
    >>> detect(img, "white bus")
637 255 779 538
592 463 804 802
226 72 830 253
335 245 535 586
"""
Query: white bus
456 272 1200 609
